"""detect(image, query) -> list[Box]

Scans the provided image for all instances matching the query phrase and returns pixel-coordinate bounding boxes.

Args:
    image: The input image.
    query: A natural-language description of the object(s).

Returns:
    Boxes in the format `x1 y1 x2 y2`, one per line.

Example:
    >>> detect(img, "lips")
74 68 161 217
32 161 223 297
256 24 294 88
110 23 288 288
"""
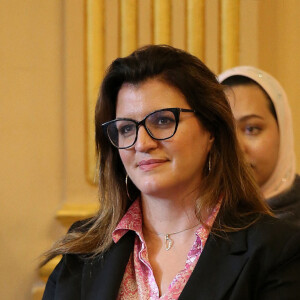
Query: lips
138 159 168 171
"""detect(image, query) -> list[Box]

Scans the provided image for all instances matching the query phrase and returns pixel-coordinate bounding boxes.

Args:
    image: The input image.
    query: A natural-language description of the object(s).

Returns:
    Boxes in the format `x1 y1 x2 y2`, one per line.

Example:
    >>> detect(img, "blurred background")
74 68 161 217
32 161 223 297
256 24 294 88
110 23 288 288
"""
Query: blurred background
1 0 300 299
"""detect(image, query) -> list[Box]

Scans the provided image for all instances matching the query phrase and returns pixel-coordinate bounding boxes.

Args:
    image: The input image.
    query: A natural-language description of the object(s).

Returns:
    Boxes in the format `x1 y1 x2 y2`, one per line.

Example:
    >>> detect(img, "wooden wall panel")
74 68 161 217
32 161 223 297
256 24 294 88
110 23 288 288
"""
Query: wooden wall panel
187 0 205 60
219 0 240 72
86 0 105 183
120 0 138 56
153 0 171 44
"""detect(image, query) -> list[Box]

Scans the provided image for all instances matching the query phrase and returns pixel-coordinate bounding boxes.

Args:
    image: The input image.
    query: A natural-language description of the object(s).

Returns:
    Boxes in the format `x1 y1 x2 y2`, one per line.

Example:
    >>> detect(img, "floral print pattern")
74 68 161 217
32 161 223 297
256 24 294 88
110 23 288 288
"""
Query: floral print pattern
113 199 220 300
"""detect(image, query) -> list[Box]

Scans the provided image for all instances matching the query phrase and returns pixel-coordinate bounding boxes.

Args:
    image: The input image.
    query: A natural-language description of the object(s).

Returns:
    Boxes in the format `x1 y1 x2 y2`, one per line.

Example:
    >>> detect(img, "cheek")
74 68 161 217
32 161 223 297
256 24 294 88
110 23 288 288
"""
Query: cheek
265 132 280 166
246 140 269 166
118 150 131 170
172 130 211 163
249 133 279 166
169 133 195 157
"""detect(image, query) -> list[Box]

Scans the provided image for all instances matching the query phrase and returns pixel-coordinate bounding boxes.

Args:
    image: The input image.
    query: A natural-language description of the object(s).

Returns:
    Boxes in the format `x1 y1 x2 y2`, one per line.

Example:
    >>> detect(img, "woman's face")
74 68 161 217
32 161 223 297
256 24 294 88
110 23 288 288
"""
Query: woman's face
226 84 280 187
116 79 214 199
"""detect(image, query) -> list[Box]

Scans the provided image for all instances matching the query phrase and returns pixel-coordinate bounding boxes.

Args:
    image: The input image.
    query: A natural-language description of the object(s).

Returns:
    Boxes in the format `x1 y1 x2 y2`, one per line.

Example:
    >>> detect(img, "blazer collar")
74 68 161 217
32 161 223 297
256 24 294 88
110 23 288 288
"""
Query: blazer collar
179 228 249 299
82 231 135 300
81 227 248 300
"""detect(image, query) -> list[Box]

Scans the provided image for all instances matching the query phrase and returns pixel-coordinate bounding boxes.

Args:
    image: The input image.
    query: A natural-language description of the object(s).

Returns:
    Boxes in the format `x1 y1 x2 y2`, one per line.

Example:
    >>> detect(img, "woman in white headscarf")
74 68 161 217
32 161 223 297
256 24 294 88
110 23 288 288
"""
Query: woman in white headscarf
219 66 300 226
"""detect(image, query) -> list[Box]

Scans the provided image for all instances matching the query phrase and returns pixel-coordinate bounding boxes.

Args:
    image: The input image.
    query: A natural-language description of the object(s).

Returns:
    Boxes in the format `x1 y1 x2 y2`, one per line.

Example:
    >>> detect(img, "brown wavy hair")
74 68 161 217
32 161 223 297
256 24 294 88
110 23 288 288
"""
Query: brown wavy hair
41 45 271 265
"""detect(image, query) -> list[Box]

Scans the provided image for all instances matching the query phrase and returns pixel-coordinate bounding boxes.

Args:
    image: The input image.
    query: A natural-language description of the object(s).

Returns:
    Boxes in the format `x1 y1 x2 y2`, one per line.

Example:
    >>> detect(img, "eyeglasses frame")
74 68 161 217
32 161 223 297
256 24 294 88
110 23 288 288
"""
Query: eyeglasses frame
101 107 196 149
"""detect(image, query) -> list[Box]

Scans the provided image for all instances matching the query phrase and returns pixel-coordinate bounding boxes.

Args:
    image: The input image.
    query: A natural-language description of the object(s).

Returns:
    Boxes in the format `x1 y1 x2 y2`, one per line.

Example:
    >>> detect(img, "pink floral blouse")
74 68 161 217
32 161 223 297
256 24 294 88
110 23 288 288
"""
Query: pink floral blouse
113 199 220 300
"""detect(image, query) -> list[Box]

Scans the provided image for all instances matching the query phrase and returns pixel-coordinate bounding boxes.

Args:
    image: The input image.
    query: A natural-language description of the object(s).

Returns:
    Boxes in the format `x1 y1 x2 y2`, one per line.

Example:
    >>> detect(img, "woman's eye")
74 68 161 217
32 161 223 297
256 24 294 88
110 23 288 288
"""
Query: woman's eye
157 117 172 125
147 111 176 128
119 124 135 135
244 126 261 135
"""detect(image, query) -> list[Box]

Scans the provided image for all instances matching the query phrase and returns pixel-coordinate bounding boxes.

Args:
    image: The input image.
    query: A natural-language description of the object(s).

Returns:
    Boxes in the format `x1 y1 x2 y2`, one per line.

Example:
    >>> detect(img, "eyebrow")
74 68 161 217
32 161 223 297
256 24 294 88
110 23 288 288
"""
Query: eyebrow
236 114 264 122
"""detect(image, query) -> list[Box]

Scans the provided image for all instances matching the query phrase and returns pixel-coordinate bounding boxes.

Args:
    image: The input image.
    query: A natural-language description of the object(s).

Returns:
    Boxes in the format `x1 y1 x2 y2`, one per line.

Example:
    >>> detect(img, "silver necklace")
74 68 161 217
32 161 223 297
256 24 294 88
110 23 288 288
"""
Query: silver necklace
151 223 200 251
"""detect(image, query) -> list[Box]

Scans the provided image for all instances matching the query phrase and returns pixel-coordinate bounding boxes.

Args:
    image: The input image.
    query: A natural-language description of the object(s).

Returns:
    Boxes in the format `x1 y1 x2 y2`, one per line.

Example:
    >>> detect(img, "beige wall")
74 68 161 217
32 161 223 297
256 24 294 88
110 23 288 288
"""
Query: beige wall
1 1 299 299
0 1 97 299
0 1 64 299
258 0 300 172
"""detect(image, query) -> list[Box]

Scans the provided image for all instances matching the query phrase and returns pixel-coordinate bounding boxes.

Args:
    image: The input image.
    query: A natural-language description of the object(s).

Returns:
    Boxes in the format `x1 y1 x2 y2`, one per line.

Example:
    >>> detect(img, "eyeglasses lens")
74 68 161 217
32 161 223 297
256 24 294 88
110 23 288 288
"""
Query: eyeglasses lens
107 120 136 148
107 109 177 148
145 110 176 140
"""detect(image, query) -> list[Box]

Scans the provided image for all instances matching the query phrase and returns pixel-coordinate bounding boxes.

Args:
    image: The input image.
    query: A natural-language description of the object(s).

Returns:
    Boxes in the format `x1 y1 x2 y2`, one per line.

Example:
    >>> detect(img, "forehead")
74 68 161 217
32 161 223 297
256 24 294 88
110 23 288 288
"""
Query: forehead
226 84 272 119
116 79 189 118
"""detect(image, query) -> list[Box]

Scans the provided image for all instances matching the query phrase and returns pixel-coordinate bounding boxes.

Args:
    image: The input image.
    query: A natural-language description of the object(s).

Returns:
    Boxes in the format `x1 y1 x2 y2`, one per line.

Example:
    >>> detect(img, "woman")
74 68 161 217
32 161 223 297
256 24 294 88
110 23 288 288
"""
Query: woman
219 66 300 226
42 46 300 299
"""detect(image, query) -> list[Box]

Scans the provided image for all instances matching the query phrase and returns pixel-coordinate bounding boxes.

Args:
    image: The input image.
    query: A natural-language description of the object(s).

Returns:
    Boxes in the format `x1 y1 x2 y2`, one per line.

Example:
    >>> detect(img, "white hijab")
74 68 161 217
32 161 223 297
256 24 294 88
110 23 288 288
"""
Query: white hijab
218 66 296 199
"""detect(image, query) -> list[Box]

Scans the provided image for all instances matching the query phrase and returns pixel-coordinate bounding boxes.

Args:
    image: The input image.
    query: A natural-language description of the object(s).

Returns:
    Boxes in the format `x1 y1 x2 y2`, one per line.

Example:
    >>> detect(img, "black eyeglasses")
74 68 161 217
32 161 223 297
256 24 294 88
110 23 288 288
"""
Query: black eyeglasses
101 107 196 149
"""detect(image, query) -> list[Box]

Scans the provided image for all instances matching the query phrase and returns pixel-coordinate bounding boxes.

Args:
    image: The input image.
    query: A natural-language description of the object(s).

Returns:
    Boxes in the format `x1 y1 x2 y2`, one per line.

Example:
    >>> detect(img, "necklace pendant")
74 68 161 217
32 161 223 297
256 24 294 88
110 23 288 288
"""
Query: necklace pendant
165 234 173 251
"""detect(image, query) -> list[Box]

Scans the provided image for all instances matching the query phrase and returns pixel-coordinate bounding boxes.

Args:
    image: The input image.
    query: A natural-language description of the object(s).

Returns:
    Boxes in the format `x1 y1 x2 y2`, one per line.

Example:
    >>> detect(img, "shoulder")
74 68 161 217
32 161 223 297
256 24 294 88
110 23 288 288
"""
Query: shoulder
247 214 299 243
43 231 135 299
267 175 300 227
42 254 85 300
245 214 300 266
242 215 300 297
68 218 94 233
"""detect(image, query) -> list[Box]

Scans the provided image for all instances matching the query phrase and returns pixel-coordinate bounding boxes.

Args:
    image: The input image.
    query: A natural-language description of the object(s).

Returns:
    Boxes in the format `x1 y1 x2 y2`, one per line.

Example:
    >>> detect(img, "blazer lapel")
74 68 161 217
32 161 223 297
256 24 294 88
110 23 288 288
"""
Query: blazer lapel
80 227 249 299
179 229 249 300
81 231 135 300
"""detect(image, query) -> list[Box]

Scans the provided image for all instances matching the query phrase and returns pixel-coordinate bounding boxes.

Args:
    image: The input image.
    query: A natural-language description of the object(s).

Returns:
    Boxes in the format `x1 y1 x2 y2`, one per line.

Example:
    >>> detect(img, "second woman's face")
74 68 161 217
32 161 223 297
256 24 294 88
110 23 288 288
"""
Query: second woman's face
226 84 280 187
116 79 214 199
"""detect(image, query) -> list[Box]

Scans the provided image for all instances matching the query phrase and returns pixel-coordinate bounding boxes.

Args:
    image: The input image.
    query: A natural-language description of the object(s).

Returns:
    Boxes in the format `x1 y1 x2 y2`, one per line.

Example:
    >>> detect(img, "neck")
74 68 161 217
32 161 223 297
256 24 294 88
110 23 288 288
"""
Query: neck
141 192 200 236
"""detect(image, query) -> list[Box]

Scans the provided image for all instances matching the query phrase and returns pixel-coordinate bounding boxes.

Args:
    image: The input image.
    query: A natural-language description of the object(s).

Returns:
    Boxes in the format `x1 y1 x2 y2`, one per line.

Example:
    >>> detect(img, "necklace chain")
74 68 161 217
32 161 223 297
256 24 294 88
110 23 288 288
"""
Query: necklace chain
155 223 200 237
147 223 200 251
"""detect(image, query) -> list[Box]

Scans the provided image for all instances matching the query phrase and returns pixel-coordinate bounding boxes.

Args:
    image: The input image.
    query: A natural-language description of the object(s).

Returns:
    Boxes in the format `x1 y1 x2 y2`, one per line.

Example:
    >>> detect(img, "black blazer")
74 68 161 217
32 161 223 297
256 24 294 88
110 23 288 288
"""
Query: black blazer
43 215 300 299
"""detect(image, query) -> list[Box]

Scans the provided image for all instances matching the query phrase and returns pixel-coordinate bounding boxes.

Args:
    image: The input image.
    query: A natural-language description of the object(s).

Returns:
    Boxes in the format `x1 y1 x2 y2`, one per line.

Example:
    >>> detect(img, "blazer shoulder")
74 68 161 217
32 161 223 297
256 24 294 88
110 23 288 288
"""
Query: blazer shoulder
246 214 300 265
68 218 94 233
250 214 299 237
42 254 85 300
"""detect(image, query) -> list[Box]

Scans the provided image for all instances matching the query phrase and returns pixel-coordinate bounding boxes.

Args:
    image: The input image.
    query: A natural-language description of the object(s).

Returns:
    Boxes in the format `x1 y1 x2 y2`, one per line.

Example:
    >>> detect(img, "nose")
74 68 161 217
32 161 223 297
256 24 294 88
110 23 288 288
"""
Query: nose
134 126 158 152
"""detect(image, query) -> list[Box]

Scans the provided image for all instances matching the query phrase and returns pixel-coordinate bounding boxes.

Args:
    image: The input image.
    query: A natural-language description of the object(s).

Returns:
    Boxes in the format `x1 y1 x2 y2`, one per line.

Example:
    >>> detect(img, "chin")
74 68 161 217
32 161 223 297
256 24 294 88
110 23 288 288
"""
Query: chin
138 180 172 198
139 183 163 196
